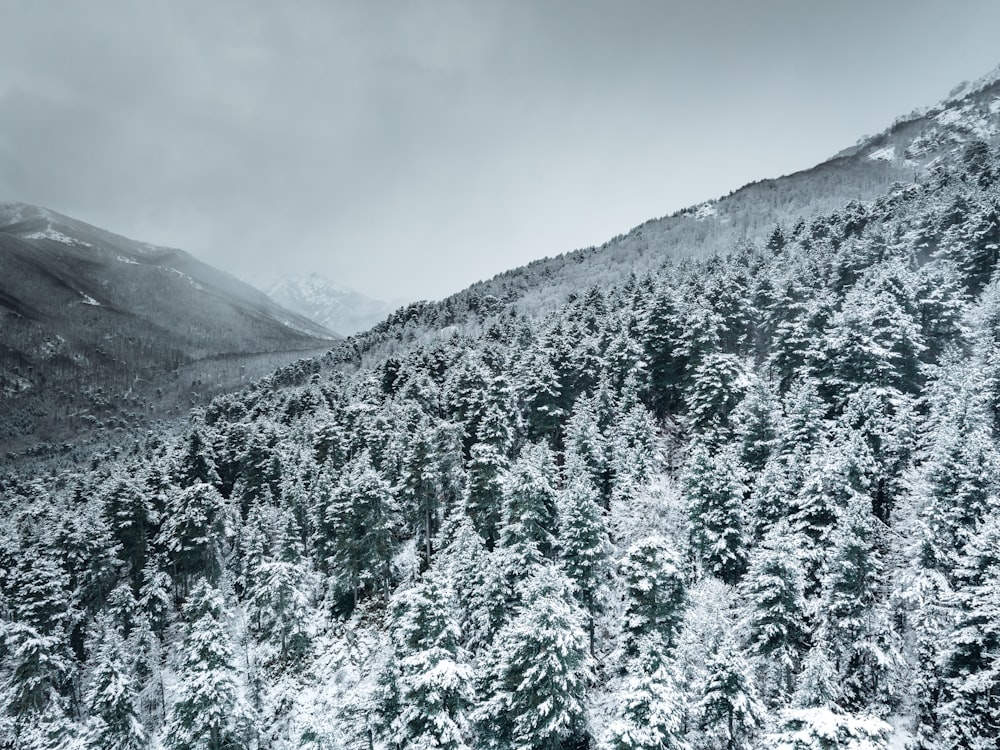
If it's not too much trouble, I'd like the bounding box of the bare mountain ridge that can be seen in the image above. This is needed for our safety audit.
[0,204,337,453]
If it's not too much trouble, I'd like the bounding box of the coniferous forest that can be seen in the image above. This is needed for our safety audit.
[6,146,1000,749]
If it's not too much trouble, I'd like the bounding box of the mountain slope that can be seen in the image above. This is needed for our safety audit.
[0,204,337,452]
[265,273,393,337]
[440,65,1000,315]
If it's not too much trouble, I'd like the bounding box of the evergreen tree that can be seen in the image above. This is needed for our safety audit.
[684,351,746,442]
[164,580,247,750]
[620,536,687,654]
[939,515,1000,748]
[321,451,395,608]
[246,507,312,664]
[683,443,747,585]
[388,573,474,750]
[697,637,765,750]
[818,493,899,712]
[101,474,152,588]
[500,442,560,569]
[83,616,146,750]
[601,636,686,750]
[159,481,232,596]
[558,468,611,654]
[740,522,807,701]
[174,428,221,489]
[476,566,591,750]
[466,441,507,549]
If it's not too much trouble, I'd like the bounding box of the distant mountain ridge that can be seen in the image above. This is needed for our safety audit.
[265,272,393,337]
[0,203,337,453]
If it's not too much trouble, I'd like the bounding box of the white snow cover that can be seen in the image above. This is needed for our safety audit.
[693,202,717,220]
[868,145,896,162]
[23,225,92,247]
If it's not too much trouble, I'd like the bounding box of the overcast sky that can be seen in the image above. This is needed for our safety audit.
[2,1,1000,302]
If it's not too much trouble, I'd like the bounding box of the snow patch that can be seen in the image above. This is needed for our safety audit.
[868,145,896,162]
[116,254,140,265]
[991,97,1000,115]
[693,202,717,220]
[24,225,92,247]
[165,267,203,290]
[79,292,101,306]
[935,106,966,126]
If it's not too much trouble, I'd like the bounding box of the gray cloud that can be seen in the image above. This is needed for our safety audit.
[2,0,1000,301]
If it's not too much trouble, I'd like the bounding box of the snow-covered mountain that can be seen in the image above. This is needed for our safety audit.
[266,273,393,337]
[0,203,337,453]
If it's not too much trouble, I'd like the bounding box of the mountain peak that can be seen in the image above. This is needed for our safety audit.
[266,272,393,337]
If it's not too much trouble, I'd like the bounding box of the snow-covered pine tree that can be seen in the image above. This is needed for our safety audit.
[740,521,807,702]
[500,441,560,569]
[601,635,686,750]
[386,572,474,750]
[558,466,611,654]
[164,580,248,750]
[476,565,591,750]
[83,615,146,750]
[696,636,766,750]
[620,535,686,655]
[683,442,747,586]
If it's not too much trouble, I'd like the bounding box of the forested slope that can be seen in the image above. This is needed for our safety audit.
[0,204,336,456]
[4,143,1000,749]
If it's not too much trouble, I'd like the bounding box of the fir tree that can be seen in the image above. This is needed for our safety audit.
[683,443,747,585]
[620,536,687,654]
[500,442,560,569]
[387,573,474,750]
[476,566,591,750]
[740,521,807,701]
[558,468,612,654]
[697,637,766,750]
[601,636,686,750]
[83,616,146,750]
[164,580,247,750]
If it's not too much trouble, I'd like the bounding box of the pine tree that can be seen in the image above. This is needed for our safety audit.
[476,566,591,750]
[164,580,247,750]
[684,351,747,442]
[321,451,395,608]
[500,442,560,569]
[697,637,766,750]
[818,493,899,712]
[388,573,474,750]
[939,515,1000,749]
[791,645,840,709]
[558,468,612,654]
[246,508,312,664]
[466,441,507,549]
[159,481,232,596]
[0,622,71,741]
[683,443,747,585]
[620,536,687,654]
[601,636,686,750]
[740,521,807,701]
[101,474,152,588]
[174,428,221,489]
[730,375,778,478]
[83,616,146,750]
[643,283,689,417]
